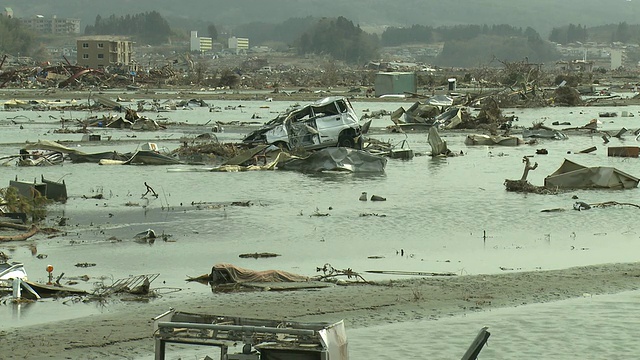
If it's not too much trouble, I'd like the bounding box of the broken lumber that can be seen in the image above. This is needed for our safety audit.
[0,222,31,231]
[0,225,39,242]
[365,270,457,276]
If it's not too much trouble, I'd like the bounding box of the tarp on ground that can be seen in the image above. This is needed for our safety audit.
[210,263,309,284]
[544,158,639,189]
[24,139,81,154]
[278,147,387,173]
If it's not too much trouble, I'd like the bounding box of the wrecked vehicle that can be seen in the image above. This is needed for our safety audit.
[243,96,364,151]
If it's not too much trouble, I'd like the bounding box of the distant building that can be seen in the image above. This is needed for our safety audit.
[556,60,594,73]
[190,31,212,53]
[374,72,416,97]
[21,15,80,34]
[45,45,75,60]
[228,36,249,54]
[610,49,623,70]
[251,46,271,53]
[3,7,13,18]
[76,36,133,69]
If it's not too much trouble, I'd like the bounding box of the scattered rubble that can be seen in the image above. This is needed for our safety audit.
[4,54,640,313]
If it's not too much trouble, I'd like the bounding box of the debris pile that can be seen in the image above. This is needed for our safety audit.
[390,96,516,132]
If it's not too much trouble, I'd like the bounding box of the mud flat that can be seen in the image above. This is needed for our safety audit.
[2,262,640,359]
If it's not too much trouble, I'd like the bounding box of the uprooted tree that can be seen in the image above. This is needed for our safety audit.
[504,156,557,194]
[0,186,51,242]
[0,186,50,222]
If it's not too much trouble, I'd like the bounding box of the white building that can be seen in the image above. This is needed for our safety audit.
[190,31,212,53]
[610,49,623,70]
[21,14,80,34]
[228,36,249,54]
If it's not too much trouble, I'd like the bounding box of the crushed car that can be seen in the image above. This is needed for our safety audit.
[242,96,364,150]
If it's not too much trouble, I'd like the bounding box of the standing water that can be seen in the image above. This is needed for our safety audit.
[1,96,640,339]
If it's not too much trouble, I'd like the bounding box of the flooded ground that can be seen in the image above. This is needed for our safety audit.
[2,96,640,332]
[348,289,640,360]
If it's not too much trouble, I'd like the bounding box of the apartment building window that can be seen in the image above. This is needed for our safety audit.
[82,54,89,59]
[98,43,104,48]
[82,43,89,48]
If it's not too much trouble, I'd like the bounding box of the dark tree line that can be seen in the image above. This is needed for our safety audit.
[295,17,379,64]
[84,11,172,45]
[207,24,218,40]
[234,17,316,46]
[548,22,639,44]
[548,24,588,44]
[436,31,560,68]
[612,22,631,43]
[378,23,559,67]
[381,25,434,45]
[381,24,530,46]
[0,16,35,56]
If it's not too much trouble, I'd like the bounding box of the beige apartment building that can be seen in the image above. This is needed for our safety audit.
[76,36,133,69]
[21,15,81,34]
[190,31,212,53]
[228,36,249,54]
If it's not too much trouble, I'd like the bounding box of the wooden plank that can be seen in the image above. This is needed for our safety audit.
[461,327,490,360]
[365,270,457,277]
[0,225,39,242]
[608,146,639,158]
[19,279,41,299]
[578,146,597,154]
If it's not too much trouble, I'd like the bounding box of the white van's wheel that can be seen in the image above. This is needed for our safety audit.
[338,135,355,148]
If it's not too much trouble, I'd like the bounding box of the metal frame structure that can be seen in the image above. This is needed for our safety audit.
[152,309,348,360]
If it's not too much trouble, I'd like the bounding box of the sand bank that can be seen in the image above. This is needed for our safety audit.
[2,262,640,359]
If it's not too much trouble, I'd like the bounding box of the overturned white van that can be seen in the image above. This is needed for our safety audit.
[243,96,364,151]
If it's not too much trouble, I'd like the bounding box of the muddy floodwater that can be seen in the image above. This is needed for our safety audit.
[2,96,640,329]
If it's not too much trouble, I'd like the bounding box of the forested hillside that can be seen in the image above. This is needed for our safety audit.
[6,0,640,36]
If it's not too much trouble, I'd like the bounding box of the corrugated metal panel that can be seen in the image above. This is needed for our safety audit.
[374,72,416,96]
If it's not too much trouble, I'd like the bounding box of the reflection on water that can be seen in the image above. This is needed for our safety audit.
[2,100,640,329]
[302,171,387,183]
[10,301,35,321]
